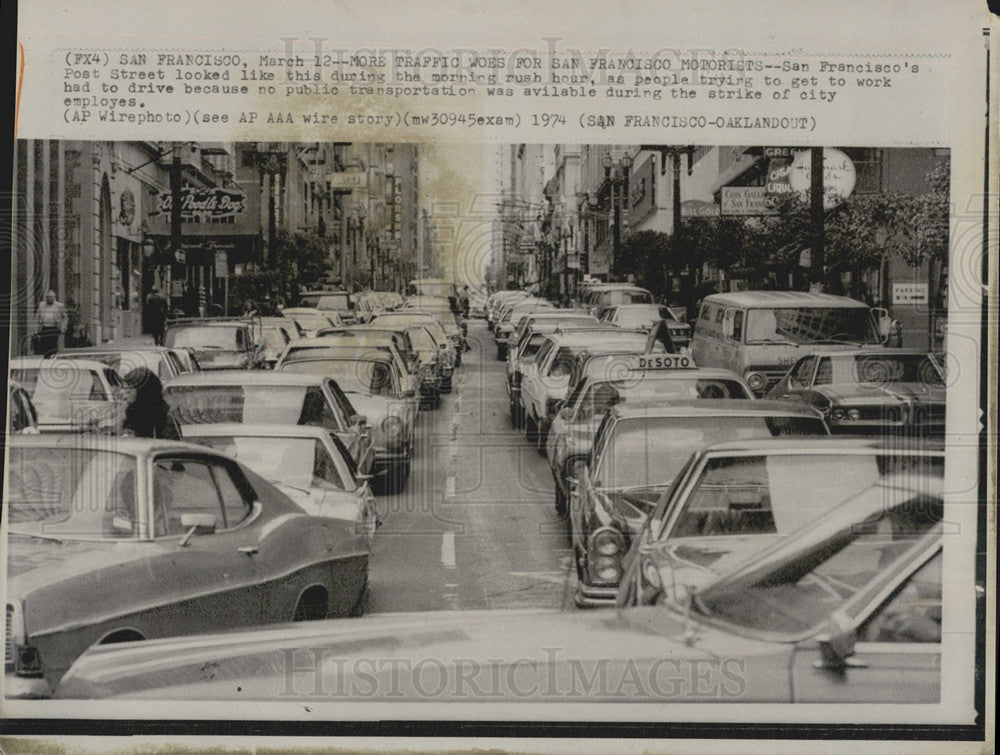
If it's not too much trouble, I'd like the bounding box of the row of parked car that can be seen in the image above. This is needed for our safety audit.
[4,281,468,698]
[477,283,945,698]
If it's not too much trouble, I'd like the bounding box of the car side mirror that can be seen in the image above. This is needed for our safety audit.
[402,390,416,399]
[559,406,573,422]
[813,615,862,671]
[178,513,216,546]
[350,413,367,426]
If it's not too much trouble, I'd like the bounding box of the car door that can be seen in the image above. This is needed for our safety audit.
[790,547,942,703]
[146,453,265,631]
[323,379,374,475]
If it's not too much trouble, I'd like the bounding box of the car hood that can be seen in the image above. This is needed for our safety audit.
[815,382,945,403]
[56,606,790,701]
[6,533,157,601]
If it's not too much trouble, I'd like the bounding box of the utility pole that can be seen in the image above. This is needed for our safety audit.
[810,147,825,289]
[169,149,183,312]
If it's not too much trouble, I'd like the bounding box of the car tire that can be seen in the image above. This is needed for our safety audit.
[525,414,538,445]
[510,398,524,429]
[555,483,567,518]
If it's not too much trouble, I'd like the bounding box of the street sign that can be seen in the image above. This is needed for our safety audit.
[215,250,229,278]
[892,282,928,304]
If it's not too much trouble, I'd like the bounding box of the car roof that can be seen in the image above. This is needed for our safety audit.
[181,423,331,440]
[164,371,327,387]
[592,283,649,291]
[7,433,213,456]
[57,345,172,354]
[581,362,746,382]
[11,357,112,372]
[608,399,824,420]
[698,435,945,455]
[701,291,868,308]
[802,347,935,358]
[544,331,649,347]
[168,321,244,329]
[287,335,395,348]
[280,347,393,363]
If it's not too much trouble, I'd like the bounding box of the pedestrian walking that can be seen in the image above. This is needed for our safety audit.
[144,286,169,345]
[33,289,68,355]
[120,367,181,440]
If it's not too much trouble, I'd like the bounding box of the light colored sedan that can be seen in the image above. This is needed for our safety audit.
[181,423,380,542]
[10,356,126,434]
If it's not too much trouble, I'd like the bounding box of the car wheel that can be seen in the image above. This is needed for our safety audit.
[525,414,538,445]
[510,399,524,429]
[555,483,567,518]
[293,586,330,621]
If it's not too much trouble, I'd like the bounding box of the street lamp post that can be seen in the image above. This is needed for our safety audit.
[602,152,634,279]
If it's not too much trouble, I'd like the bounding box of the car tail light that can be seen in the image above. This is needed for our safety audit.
[6,603,42,678]
[5,605,13,671]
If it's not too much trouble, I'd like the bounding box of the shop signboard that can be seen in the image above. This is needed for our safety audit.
[721,186,774,216]
[681,199,721,218]
[789,148,857,210]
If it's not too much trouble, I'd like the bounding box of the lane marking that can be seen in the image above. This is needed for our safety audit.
[440,531,457,568]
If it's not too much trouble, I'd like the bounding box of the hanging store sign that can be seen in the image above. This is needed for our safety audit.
[681,199,721,218]
[158,186,247,220]
[628,155,656,223]
[329,172,369,190]
[721,187,774,216]
[215,250,229,278]
[789,148,857,210]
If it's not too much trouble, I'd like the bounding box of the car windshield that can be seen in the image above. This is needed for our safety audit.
[166,326,242,350]
[816,354,944,385]
[407,327,436,351]
[280,359,395,395]
[596,416,827,489]
[693,485,942,638]
[744,306,879,345]
[165,384,327,425]
[576,377,752,420]
[5,446,139,540]
[616,306,678,327]
[301,293,350,310]
[260,327,289,350]
[602,289,652,305]
[288,313,330,331]
[191,435,348,491]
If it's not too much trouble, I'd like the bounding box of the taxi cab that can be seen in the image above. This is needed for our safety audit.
[569,400,829,606]
[546,353,754,514]
[519,329,656,450]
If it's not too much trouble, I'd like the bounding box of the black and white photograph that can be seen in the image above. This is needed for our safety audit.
[1,0,993,751]
[3,139,957,705]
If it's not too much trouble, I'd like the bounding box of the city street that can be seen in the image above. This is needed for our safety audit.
[367,319,576,614]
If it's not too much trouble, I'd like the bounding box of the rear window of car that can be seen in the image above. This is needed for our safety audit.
[165,384,317,425]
